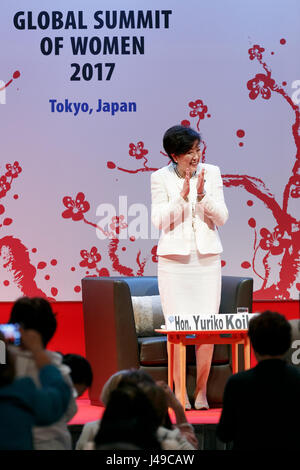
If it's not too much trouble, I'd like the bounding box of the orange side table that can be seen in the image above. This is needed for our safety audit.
[155,329,251,409]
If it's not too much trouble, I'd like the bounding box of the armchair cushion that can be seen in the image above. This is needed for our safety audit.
[131,295,164,337]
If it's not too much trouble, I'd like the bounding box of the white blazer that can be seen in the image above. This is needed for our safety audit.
[151,163,229,256]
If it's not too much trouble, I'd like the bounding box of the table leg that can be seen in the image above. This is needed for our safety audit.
[167,341,174,391]
[179,340,186,409]
[232,343,238,374]
[244,336,251,370]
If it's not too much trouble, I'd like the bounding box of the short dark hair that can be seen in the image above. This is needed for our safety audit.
[9,297,57,347]
[62,354,93,387]
[248,311,291,356]
[163,125,201,163]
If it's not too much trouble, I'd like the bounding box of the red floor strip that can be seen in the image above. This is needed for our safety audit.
[70,399,222,426]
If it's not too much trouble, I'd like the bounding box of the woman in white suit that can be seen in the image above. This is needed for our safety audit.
[151,125,228,409]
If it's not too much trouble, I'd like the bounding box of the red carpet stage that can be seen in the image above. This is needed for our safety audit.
[68,399,224,450]
[70,399,222,426]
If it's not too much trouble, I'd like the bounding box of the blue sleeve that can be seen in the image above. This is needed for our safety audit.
[32,364,71,426]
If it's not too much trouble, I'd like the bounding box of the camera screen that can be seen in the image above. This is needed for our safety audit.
[0,324,21,346]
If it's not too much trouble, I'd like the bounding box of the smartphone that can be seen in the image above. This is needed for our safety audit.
[0,323,21,346]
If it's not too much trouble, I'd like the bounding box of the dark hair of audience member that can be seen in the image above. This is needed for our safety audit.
[0,333,15,387]
[116,370,173,429]
[62,354,93,388]
[248,311,292,356]
[94,382,162,450]
[9,297,57,348]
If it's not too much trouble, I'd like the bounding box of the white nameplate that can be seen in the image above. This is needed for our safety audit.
[165,313,259,331]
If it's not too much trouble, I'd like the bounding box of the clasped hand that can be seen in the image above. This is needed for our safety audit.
[180,168,205,200]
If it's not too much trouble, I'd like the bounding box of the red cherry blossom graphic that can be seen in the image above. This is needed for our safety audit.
[259,227,291,255]
[61,196,149,280]
[107,100,209,176]
[188,99,208,129]
[109,215,127,235]
[0,161,23,232]
[107,141,158,175]
[61,203,149,278]
[151,245,158,263]
[0,176,11,198]
[0,157,61,300]
[79,247,101,269]
[223,41,300,300]
[248,45,265,61]
[5,162,22,179]
[129,142,148,160]
[247,73,276,100]
[62,192,90,221]
[288,175,300,199]
[60,41,299,300]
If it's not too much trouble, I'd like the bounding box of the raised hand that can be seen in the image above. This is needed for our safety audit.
[180,168,191,200]
[20,328,51,369]
[20,328,44,354]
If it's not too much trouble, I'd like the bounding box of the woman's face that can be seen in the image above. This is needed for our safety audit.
[173,140,201,174]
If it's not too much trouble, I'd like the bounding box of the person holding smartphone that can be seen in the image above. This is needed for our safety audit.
[0,329,71,450]
[8,297,78,449]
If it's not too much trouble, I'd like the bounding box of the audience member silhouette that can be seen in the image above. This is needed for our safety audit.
[62,353,93,398]
[76,368,198,450]
[94,381,162,450]
[0,330,71,450]
[217,311,300,450]
[8,297,77,450]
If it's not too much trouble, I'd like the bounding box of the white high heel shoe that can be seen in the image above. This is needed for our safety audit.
[194,398,209,410]
[175,392,191,410]
[194,392,209,410]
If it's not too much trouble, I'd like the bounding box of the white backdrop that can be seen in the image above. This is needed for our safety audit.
[0,0,299,300]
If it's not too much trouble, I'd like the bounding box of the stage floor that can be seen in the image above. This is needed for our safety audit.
[69,399,222,426]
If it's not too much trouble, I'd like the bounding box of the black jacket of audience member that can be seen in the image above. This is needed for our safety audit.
[217,358,300,450]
